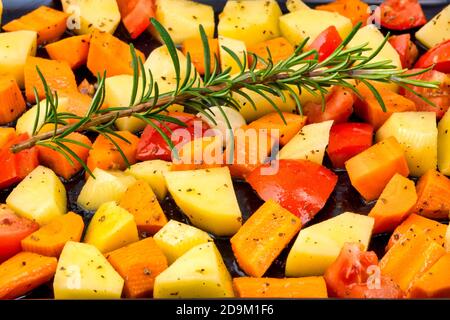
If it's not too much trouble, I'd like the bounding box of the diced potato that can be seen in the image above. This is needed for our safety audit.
[286,212,374,276]
[104,75,145,132]
[416,5,450,49]
[218,0,282,46]
[6,166,67,225]
[61,0,121,34]
[152,0,214,45]
[278,120,333,164]
[219,36,247,75]
[438,110,450,175]
[154,220,213,264]
[125,160,172,201]
[376,112,437,177]
[154,242,234,298]
[77,168,136,211]
[164,167,242,236]
[286,0,310,12]
[84,201,139,253]
[0,30,37,87]
[279,9,352,46]
[54,241,124,299]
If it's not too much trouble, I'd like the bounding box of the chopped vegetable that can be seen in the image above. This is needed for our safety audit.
[231,200,302,277]
[415,40,450,74]
[438,109,450,175]
[21,212,84,257]
[415,4,450,49]
[218,36,247,75]
[182,37,219,75]
[388,34,419,69]
[45,35,91,70]
[409,253,450,298]
[413,169,450,219]
[247,37,294,70]
[0,128,15,149]
[0,77,26,125]
[306,26,342,62]
[316,0,370,26]
[116,0,155,39]
[380,0,426,31]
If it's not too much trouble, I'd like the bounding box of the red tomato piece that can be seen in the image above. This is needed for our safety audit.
[303,87,354,124]
[0,205,39,263]
[324,243,403,298]
[415,40,450,74]
[0,134,39,189]
[380,0,426,30]
[116,0,155,39]
[327,123,374,169]
[388,34,419,68]
[400,69,450,119]
[136,112,210,162]
[246,159,338,224]
[307,26,342,62]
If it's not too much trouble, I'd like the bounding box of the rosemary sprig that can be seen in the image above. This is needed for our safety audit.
[11,19,439,176]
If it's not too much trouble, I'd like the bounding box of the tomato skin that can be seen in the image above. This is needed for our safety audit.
[0,205,39,263]
[246,159,338,224]
[415,40,450,74]
[307,26,342,62]
[380,0,426,30]
[324,243,403,299]
[388,34,419,68]
[327,123,373,169]
[400,69,450,119]
[136,112,209,162]
[304,87,354,124]
[117,0,155,39]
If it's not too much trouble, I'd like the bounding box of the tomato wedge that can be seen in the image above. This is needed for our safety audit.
[388,34,419,68]
[307,26,342,63]
[324,243,404,298]
[380,0,426,30]
[415,40,450,74]
[0,205,39,263]
[246,159,338,224]
[303,87,354,124]
[136,112,210,162]
[327,123,373,169]
[116,0,155,39]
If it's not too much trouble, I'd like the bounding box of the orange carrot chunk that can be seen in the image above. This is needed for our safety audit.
[386,214,447,251]
[247,37,295,70]
[345,136,410,201]
[0,128,16,149]
[233,276,328,298]
[316,0,370,26]
[2,6,68,45]
[182,38,219,75]
[230,200,302,278]
[0,77,26,125]
[380,225,445,293]
[409,253,450,298]
[0,252,57,299]
[45,35,91,69]
[106,237,168,298]
[21,212,84,257]
[413,169,450,219]
[87,29,145,77]
[246,112,307,146]
[24,57,77,103]
[119,180,168,234]
[369,173,417,234]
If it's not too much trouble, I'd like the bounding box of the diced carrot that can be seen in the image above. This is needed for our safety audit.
[247,37,295,70]
[246,112,307,146]
[409,253,450,298]
[119,180,168,234]
[369,174,417,234]
[57,89,94,118]
[0,128,15,149]
[316,0,370,26]
[37,132,92,180]
[380,225,445,293]
[0,252,57,299]
[106,237,168,298]
[2,6,68,45]
[353,82,417,129]
[182,38,219,75]
[0,77,26,125]
[45,35,91,69]
[87,29,145,77]
[233,276,328,298]
[413,169,450,219]
[24,57,77,103]
[21,212,84,257]
[230,200,302,277]
[86,131,140,176]
[345,136,410,201]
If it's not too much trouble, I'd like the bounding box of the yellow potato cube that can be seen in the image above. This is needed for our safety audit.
[438,110,450,175]
[416,5,450,49]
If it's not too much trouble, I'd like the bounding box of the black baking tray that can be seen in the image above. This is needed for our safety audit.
[0,0,448,299]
